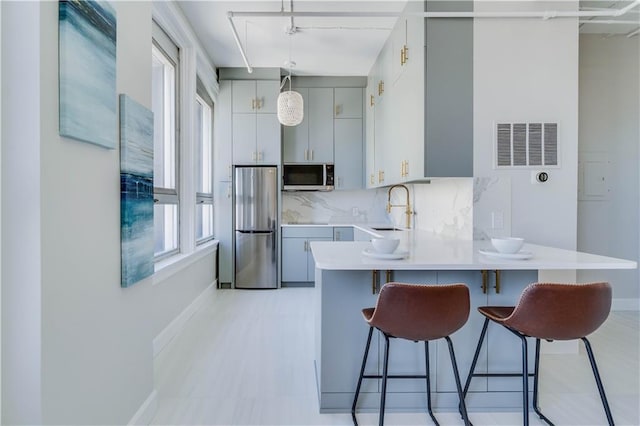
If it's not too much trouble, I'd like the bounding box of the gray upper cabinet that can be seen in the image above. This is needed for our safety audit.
[282,88,309,163]
[365,1,473,184]
[424,1,473,178]
[283,83,365,187]
[334,118,363,190]
[231,80,281,165]
[232,80,279,114]
[334,88,363,119]
[308,88,335,163]
[283,88,334,163]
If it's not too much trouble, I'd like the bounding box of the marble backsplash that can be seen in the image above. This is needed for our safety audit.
[473,176,512,240]
[281,188,389,225]
[282,178,482,240]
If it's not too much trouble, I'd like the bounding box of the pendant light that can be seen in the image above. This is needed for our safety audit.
[277,25,303,126]
[277,66,303,126]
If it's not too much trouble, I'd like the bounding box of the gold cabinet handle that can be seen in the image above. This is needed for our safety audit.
[251,98,256,110]
[494,270,501,294]
[372,270,379,294]
[370,94,375,107]
[403,45,409,65]
[370,174,374,185]
[385,270,392,283]
[481,270,488,294]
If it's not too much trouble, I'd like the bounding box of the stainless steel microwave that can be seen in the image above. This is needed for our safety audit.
[282,163,334,191]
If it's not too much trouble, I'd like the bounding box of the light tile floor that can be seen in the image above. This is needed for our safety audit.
[151,288,639,425]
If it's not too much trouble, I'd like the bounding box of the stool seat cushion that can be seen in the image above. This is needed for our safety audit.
[364,282,470,341]
[478,306,515,322]
[480,282,612,340]
[362,307,374,321]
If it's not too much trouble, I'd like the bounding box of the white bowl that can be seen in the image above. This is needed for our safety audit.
[491,237,524,254]
[371,238,400,254]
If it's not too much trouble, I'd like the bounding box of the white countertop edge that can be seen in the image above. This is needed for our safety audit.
[310,240,638,271]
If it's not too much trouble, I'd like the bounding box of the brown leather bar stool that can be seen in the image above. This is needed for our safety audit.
[462,282,614,426]
[351,282,471,426]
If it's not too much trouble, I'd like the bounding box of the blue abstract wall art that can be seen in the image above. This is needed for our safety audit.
[59,0,117,149]
[120,94,154,288]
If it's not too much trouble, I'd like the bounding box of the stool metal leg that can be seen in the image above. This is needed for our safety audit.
[379,334,391,426]
[445,336,471,426]
[519,335,530,426]
[463,317,490,397]
[582,337,615,426]
[424,341,439,426]
[532,338,554,425]
[352,326,374,426]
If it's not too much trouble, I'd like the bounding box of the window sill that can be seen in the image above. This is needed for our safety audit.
[153,240,218,285]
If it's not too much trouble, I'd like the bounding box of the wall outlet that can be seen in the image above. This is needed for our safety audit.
[492,211,504,229]
[352,207,359,217]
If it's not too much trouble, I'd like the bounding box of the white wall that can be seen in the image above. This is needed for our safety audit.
[1,2,43,423]
[577,34,639,303]
[2,2,216,424]
[473,2,580,251]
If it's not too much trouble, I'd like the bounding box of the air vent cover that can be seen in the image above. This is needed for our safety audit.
[495,122,558,168]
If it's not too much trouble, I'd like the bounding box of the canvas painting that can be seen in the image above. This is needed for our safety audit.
[59,0,117,149]
[120,94,154,287]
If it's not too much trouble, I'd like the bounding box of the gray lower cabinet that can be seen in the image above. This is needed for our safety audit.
[333,227,354,241]
[315,268,539,411]
[281,227,334,284]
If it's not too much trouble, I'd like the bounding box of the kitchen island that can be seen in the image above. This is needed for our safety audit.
[310,234,636,413]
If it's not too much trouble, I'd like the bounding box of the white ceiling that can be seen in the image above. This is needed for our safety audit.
[177,0,640,77]
[178,1,406,76]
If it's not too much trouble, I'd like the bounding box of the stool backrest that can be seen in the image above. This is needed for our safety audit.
[505,282,612,340]
[367,282,470,341]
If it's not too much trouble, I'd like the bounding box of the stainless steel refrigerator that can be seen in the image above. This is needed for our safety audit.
[234,166,278,289]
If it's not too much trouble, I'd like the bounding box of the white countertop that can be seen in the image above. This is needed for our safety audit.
[310,232,637,271]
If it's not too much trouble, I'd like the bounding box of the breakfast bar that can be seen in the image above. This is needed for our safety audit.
[310,233,637,413]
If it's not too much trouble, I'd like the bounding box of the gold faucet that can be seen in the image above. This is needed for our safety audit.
[386,184,413,229]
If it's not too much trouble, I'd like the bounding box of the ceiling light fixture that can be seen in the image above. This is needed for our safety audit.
[277,1,303,126]
[277,27,303,127]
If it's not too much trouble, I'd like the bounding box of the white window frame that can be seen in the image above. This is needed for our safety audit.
[151,3,220,274]
[152,27,180,261]
[195,91,214,244]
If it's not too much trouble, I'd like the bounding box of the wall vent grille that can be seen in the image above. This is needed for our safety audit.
[495,122,558,168]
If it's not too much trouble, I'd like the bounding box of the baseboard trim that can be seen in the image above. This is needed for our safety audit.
[128,390,157,425]
[153,280,216,358]
[612,298,639,311]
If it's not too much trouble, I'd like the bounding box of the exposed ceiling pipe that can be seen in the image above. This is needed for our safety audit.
[578,20,640,25]
[226,13,253,73]
[228,11,401,19]
[227,0,640,73]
